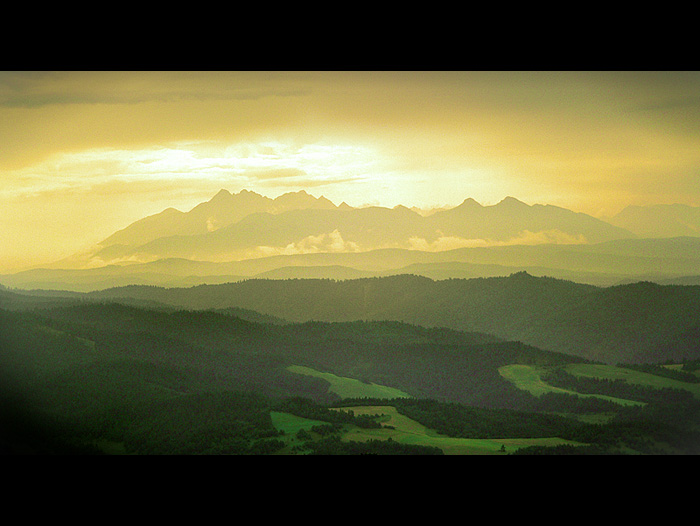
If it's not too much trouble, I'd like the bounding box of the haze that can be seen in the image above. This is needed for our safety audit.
[2,71,700,272]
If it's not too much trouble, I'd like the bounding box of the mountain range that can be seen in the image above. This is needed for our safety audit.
[55,189,633,266]
[4,189,700,291]
[605,203,700,238]
[99,189,340,248]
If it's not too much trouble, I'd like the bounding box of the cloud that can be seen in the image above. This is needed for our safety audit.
[0,71,312,108]
[206,217,220,232]
[408,230,587,251]
[250,228,587,261]
[0,141,375,200]
[242,167,308,180]
[253,229,361,257]
[255,177,361,189]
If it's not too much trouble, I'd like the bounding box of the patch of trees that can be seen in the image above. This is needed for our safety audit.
[516,391,623,414]
[105,391,285,455]
[304,436,443,455]
[0,397,104,455]
[682,359,700,372]
[511,445,611,455]
[611,397,700,454]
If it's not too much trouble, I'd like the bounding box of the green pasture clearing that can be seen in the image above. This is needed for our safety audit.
[498,364,644,407]
[270,411,329,435]
[287,365,412,399]
[269,412,336,454]
[333,405,583,455]
[565,363,700,399]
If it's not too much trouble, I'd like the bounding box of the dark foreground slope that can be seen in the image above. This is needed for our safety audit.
[87,273,700,364]
[0,300,562,409]
[0,300,573,453]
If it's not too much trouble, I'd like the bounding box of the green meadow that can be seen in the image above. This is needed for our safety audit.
[498,364,645,407]
[565,363,700,399]
[267,412,332,454]
[331,405,582,455]
[287,365,412,399]
[269,411,329,435]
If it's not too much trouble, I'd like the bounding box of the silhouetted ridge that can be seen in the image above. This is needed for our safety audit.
[607,202,700,238]
[212,188,232,199]
[460,197,483,207]
[507,271,537,281]
[496,196,529,208]
[79,273,700,364]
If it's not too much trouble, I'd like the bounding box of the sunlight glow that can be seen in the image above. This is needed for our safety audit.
[1,141,387,200]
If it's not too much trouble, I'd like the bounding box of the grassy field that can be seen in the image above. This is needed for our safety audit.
[498,364,645,407]
[269,411,332,454]
[270,411,329,435]
[269,405,583,455]
[332,405,583,455]
[565,363,700,399]
[287,365,412,399]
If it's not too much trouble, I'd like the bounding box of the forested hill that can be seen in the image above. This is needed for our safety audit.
[87,273,597,326]
[86,273,700,364]
[0,300,577,415]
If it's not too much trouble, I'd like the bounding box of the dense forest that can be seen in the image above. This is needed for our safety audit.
[82,273,700,364]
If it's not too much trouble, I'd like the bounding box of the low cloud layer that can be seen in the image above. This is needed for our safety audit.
[408,230,587,252]
[253,229,361,258]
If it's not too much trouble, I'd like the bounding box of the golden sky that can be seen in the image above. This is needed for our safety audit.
[2,71,700,271]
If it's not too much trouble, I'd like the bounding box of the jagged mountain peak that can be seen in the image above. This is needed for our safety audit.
[271,190,337,210]
[461,197,483,207]
[606,202,700,238]
[212,188,232,199]
[496,196,529,207]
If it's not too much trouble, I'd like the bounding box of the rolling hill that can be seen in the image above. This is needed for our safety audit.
[77,272,700,364]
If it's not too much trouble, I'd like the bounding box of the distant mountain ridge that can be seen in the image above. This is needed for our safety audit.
[100,189,339,247]
[59,189,634,268]
[605,203,700,238]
